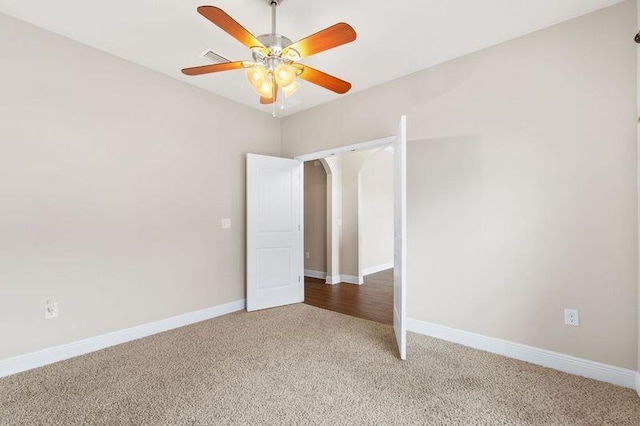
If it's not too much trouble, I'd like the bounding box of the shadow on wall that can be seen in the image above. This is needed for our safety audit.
[303,160,328,275]
[406,136,485,321]
[407,135,561,343]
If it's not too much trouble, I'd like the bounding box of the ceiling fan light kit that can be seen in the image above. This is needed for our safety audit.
[181,0,356,116]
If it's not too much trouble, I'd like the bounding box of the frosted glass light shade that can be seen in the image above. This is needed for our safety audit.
[245,66,268,90]
[255,75,275,98]
[282,80,300,98]
[274,64,296,88]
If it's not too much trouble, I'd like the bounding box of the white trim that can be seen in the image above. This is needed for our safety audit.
[341,275,364,285]
[636,372,640,397]
[362,262,394,277]
[407,318,637,389]
[294,136,395,162]
[304,269,327,279]
[325,275,341,285]
[323,275,364,285]
[0,299,246,379]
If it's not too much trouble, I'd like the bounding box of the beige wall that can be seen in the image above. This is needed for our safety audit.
[339,150,373,277]
[0,14,280,360]
[304,161,327,272]
[282,1,638,369]
[637,0,640,376]
[323,156,342,280]
[321,149,394,279]
[360,150,394,273]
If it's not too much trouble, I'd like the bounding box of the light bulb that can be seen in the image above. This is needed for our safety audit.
[245,65,267,90]
[256,75,275,98]
[274,64,296,87]
[282,80,300,98]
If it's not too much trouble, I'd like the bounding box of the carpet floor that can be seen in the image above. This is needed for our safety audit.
[1,304,639,425]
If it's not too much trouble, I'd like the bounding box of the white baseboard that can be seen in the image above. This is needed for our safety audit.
[324,275,364,285]
[325,275,341,285]
[0,299,246,379]
[407,318,637,390]
[304,269,327,279]
[636,372,640,397]
[341,275,364,285]
[362,262,394,277]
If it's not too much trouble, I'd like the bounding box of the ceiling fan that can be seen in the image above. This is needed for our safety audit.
[181,0,357,111]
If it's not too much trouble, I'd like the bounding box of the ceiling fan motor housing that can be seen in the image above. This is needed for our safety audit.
[253,34,293,68]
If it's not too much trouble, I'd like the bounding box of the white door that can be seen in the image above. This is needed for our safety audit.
[246,154,304,312]
[394,116,407,360]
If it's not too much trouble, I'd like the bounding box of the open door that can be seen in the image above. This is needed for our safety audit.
[394,116,407,359]
[246,154,304,312]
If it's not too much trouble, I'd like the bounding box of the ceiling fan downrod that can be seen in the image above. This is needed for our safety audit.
[271,1,277,35]
[266,0,285,35]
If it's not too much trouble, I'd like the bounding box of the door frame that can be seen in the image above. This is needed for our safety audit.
[294,132,408,360]
[294,136,396,285]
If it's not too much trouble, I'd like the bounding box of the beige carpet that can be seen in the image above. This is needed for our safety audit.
[1,304,638,425]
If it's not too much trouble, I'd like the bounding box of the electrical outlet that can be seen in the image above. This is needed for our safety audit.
[564,308,579,326]
[45,300,59,320]
[221,218,231,229]
[305,252,310,259]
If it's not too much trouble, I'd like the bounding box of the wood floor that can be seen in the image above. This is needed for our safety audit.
[304,269,393,325]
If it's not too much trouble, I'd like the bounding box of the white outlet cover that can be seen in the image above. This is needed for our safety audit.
[564,308,579,326]
[221,218,231,229]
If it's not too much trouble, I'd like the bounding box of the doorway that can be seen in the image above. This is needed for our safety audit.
[302,147,395,324]
[246,116,407,359]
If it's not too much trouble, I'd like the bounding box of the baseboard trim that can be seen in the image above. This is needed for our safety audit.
[362,262,393,277]
[636,372,640,397]
[324,275,364,285]
[0,299,246,379]
[304,269,327,279]
[325,275,340,285]
[407,318,637,389]
[341,275,364,285]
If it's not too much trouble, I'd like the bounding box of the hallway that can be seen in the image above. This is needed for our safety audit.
[304,269,393,325]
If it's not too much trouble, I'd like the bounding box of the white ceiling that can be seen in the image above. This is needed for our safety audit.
[0,0,624,117]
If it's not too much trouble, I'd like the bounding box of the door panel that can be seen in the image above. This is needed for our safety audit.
[394,116,407,360]
[247,154,303,312]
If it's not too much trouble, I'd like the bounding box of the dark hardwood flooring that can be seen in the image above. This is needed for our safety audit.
[304,269,393,325]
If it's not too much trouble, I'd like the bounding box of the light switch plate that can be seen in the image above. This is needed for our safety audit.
[221,218,231,229]
[45,300,59,320]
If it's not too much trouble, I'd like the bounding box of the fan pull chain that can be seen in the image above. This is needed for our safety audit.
[272,89,276,118]
[281,88,285,111]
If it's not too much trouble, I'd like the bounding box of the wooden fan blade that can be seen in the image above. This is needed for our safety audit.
[198,6,265,50]
[283,23,356,60]
[298,66,352,94]
[181,61,244,76]
[260,84,279,104]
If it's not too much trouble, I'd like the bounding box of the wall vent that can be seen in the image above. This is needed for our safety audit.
[200,49,231,64]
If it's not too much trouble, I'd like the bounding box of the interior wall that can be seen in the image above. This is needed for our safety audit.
[360,150,394,273]
[303,161,327,273]
[281,1,638,369]
[339,150,375,278]
[0,13,280,360]
[637,0,640,378]
[323,156,342,282]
